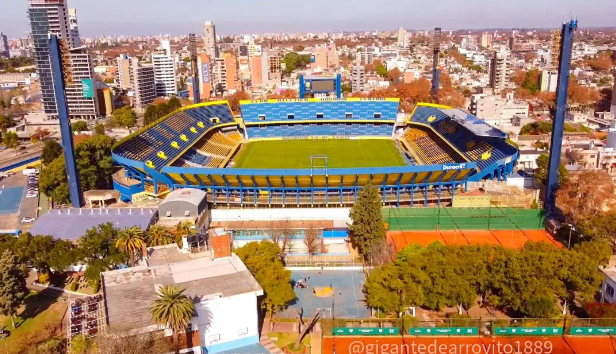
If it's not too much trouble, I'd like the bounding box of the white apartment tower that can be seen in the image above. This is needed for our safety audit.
[489,47,512,93]
[116,54,132,89]
[481,33,492,48]
[203,21,219,60]
[152,40,178,96]
[397,27,408,48]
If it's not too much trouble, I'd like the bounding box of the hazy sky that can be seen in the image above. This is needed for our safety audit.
[1,0,615,38]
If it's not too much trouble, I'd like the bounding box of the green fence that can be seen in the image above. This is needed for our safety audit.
[384,207,546,231]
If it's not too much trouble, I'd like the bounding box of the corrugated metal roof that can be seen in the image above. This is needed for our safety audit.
[29,208,157,240]
[162,188,207,206]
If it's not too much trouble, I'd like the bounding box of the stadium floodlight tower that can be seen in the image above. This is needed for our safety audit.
[545,19,578,213]
[49,34,82,208]
[189,33,200,104]
[430,27,442,102]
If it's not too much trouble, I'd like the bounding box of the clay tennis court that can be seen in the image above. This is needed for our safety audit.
[387,229,562,251]
[323,335,612,354]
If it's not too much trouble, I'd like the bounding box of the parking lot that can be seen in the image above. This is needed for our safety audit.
[0,170,41,231]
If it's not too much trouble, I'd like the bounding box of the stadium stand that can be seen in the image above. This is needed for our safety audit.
[113,102,236,169]
[240,99,399,122]
[409,105,517,172]
[246,123,393,139]
[402,128,455,165]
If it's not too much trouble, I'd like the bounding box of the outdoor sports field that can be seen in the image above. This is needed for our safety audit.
[232,139,405,169]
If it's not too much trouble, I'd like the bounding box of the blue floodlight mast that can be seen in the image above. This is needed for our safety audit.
[49,35,82,207]
[545,20,578,212]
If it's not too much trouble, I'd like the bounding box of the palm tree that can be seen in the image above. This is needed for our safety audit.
[147,225,173,246]
[150,285,195,354]
[174,221,195,249]
[115,226,146,267]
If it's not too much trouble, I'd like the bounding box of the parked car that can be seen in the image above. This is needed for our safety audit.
[21,217,35,223]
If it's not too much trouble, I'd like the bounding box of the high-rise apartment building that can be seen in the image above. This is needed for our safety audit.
[551,30,562,68]
[480,33,492,48]
[223,53,241,93]
[314,42,339,69]
[262,49,281,87]
[461,35,478,51]
[540,70,558,92]
[28,0,98,119]
[356,51,374,66]
[611,74,616,115]
[152,40,178,96]
[250,54,263,86]
[397,27,408,48]
[489,47,512,93]
[68,8,81,48]
[130,58,156,109]
[65,46,100,119]
[0,33,9,58]
[116,54,132,89]
[203,21,218,60]
[212,57,227,95]
[351,66,366,92]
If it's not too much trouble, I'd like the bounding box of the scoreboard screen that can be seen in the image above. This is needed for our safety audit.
[311,80,336,92]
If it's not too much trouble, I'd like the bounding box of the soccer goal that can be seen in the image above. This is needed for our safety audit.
[310,155,328,177]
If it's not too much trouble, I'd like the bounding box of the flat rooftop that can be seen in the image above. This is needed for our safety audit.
[103,245,263,330]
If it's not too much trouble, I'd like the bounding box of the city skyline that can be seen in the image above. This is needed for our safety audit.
[1,0,615,38]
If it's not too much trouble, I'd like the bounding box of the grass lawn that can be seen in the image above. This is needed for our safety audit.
[0,292,66,354]
[233,139,405,169]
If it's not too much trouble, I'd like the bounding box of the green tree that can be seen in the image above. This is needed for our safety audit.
[94,123,106,135]
[69,335,91,354]
[112,106,137,128]
[376,64,388,77]
[168,96,182,111]
[4,130,19,152]
[0,114,16,132]
[0,250,28,328]
[174,221,195,249]
[79,223,127,291]
[41,140,63,165]
[156,103,171,118]
[48,239,80,274]
[115,227,146,267]
[535,154,568,185]
[363,263,407,314]
[144,105,158,125]
[348,183,387,261]
[341,82,352,93]
[40,134,116,204]
[71,120,89,133]
[147,225,173,247]
[236,241,296,317]
[150,285,195,354]
[519,297,556,318]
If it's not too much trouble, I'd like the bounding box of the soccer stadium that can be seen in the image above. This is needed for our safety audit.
[111,99,519,207]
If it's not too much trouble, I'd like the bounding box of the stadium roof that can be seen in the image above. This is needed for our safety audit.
[440,108,508,138]
[102,246,263,329]
[29,208,157,241]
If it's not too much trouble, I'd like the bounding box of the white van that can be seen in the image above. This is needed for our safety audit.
[22,168,39,176]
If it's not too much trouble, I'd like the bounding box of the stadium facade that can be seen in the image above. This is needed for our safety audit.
[111,99,518,207]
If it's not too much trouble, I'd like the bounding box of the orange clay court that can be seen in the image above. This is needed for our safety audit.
[387,229,562,251]
[323,336,616,354]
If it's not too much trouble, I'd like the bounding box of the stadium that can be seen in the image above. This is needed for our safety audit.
[111,98,519,207]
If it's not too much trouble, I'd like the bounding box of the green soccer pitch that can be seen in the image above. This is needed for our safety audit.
[232,139,406,169]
